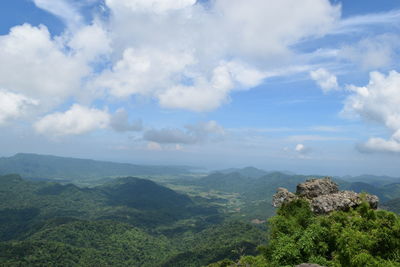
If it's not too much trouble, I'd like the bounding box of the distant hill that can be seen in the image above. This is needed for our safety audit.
[213,167,270,179]
[345,181,400,202]
[0,153,192,182]
[188,171,319,198]
[383,197,400,214]
[340,174,400,187]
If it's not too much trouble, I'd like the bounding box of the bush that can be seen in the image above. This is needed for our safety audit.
[260,199,400,267]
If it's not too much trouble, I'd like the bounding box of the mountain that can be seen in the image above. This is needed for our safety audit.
[188,171,316,198]
[345,181,400,203]
[179,170,400,220]
[0,153,192,183]
[0,174,220,239]
[340,174,400,187]
[0,174,264,266]
[213,167,270,178]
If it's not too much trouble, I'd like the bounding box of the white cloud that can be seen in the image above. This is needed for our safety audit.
[339,34,399,69]
[295,144,307,153]
[33,0,83,30]
[34,104,110,137]
[294,143,312,159]
[0,90,39,124]
[97,0,339,111]
[105,0,196,14]
[68,24,112,62]
[343,71,400,153]
[212,0,339,62]
[310,68,339,93]
[158,61,266,111]
[0,24,89,109]
[0,0,341,119]
[359,137,400,153]
[334,9,400,34]
[94,48,195,98]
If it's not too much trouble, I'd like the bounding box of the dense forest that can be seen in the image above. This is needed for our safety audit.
[0,154,400,266]
[0,174,264,266]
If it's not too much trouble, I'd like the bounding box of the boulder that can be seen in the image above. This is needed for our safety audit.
[296,178,338,198]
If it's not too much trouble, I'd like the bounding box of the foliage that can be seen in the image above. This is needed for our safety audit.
[164,221,265,266]
[261,199,400,267]
[0,174,264,266]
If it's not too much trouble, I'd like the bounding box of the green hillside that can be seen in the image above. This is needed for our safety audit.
[0,174,264,266]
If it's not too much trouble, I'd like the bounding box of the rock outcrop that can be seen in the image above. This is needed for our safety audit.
[296,178,338,198]
[272,177,379,214]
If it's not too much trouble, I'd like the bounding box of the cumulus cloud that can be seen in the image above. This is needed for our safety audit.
[0,90,39,124]
[93,0,339,111]
[143,120,225,145]
[94,48,195,98]
[310,68,339,93]
[358,137,400,153]
[343,71,400,153]
[158,61,266,111]
[0,24,89,109]
[0,0,342,132]
[68,24,111,62]
[34,104,110,137]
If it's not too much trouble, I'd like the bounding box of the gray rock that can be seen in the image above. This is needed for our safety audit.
[311,191,358,214]
[272,187,297,207]
[296,177,339,198]
[272,178,379,214]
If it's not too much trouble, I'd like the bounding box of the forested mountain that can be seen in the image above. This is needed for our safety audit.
[0,153,192,182]
[1,160,399,266]
[0,174,264,266]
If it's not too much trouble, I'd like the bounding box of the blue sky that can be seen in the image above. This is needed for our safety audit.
[0,0,400,176]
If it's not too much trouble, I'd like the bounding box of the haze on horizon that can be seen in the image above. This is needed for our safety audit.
[1,0,400,176]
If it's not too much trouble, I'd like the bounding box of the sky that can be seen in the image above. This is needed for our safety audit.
[0,0,400,176]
